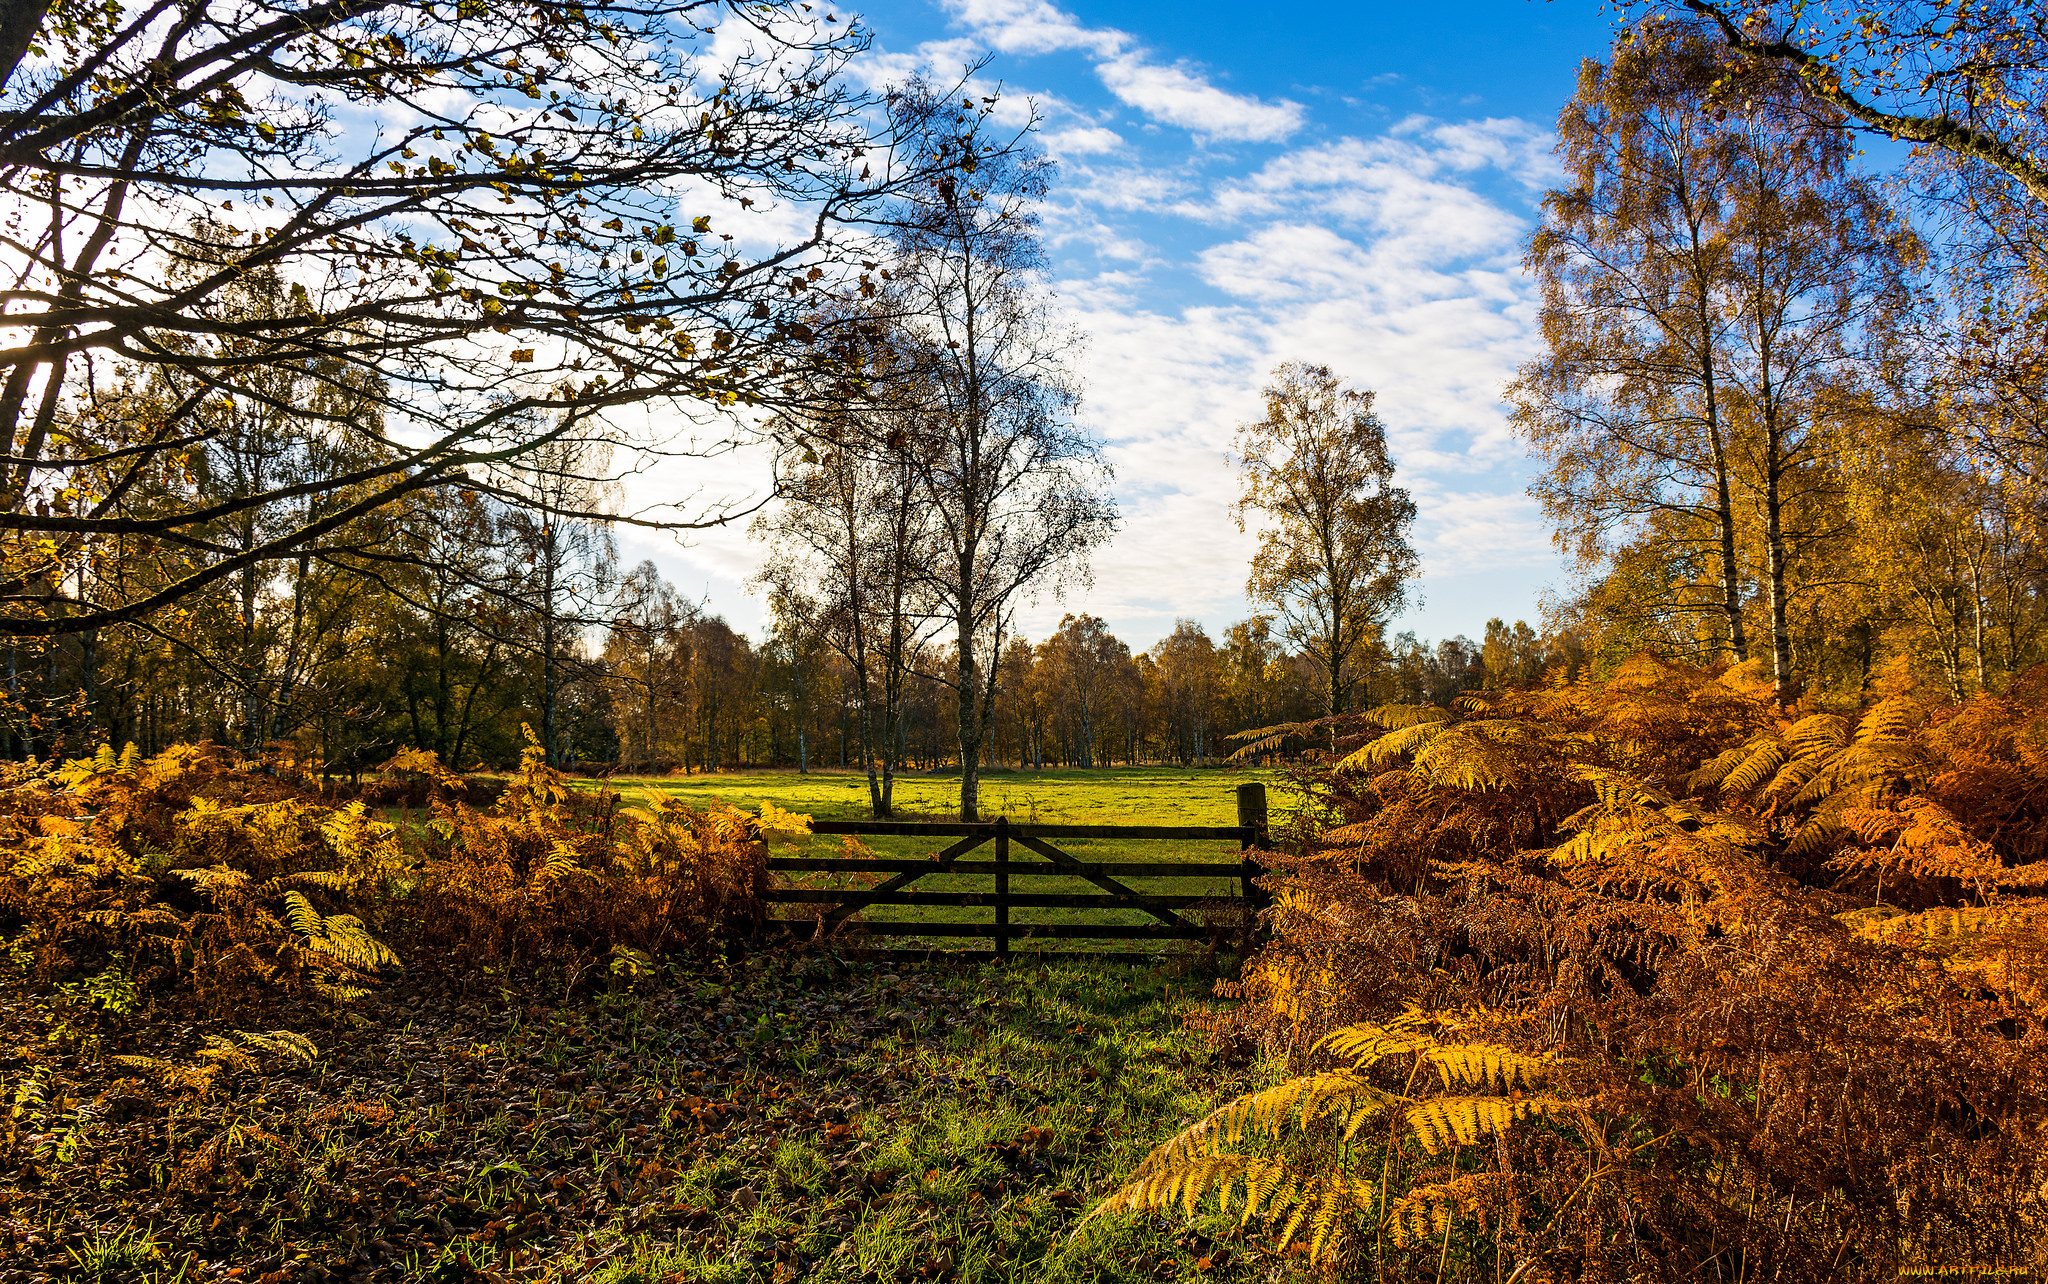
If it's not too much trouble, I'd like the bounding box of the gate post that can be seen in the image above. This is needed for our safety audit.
[1236,782,1270,909]
[994,816,1011,958]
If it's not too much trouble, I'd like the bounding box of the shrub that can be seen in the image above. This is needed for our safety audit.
[0,733,804,1014]
[0,743,401,1012]
[403,727,801,967]
[1114,656,2048,1281]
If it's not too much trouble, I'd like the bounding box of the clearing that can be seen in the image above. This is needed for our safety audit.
[598,768,1284,954]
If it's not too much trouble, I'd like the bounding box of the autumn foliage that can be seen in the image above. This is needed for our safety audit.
[1135,657,2048,1279]
[0,733,797,1018]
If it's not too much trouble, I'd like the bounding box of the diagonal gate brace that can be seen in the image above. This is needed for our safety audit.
[1012,835,1191,930]
[821,831,991,931]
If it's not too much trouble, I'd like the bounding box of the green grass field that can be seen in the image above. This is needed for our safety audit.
[601,767,1290,956]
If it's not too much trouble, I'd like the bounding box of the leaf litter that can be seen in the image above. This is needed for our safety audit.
[0,949,1274,1283]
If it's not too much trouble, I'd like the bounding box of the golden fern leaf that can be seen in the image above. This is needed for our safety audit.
[1228,731,1292,760]
[1786,813,1847,857]
[1317,1020,1437,1071]
[535,841,582,886]
[110,1055,220,1096]
[1853,693,1921,747]
[236,1030,318,1066]
[1403,1096,1562,1154]
[1410,721,1545,791]
[1093,1152,1285,1221]
[284,870,356,891]
[1342,719,1453,775]
[754,801,812,841]
[1692,735,1785,797]
[1387,1189,1450,1248]
[1785,713,1851,758]
[1160,1071,1400,1151]
[1386,1174,1516,1248]
[1425,1044,1551,1091]
[174,865,252,898]
[194,1036,261,1074]
[281,890,325,939]
[1366,704,1457,730]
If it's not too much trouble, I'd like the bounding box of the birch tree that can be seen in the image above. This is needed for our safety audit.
[1234,361,1416,725]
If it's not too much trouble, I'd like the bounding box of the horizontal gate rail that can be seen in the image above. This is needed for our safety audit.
[846,922,1208,940]
[773,786,1273,958]
[765,890,1228,909]
[770,857,1252,878]
[808,820,1253,842]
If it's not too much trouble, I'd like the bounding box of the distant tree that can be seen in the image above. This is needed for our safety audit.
[762,586,830,775]
[995,636,1044,770]
[1482,618,1545,690]
[880,83,1116,818]
[1149,620,1219,765]
[605,562,694,769]
[497,439,617,768]
[1234,362,1417,727]
[753,426,932,813]
[1036,613,1127,768]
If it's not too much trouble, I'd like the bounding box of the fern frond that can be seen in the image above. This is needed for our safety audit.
[1787,813,1847,857]
[194,1035,261,1074]
[173,865,252,898]
[281,890,324,939]
[1386,1173,1518,1248]
[284,870,356,891]
[110,1056,219,1095]
[1425,1044,1551,1091]
[280,892,398,974]
[234,1030,318,1066]
[1367,704,1457,731]
[535,841,582,886]
[1154,1071,1402,1153]
[1403,1096,1560,1154]
[1341,719,1453,775]
[1692,736,1785,797]
[306,914,399,970]
[1854,693,1921,747]
[754,801,812,840]
[1317,1020,1436,1071]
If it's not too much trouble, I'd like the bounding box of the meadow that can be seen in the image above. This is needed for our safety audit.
[599,767,1289,955]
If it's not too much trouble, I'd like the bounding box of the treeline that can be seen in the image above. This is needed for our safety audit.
[6,489,1582,781]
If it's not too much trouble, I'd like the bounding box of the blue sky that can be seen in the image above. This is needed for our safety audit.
[629,0,1625,651]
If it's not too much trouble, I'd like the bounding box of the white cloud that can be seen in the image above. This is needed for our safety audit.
[1030,117,1560,642]
[937,0,1301,143]
[1044,125,1124,155]
[1095,55,1303,143]
[1059,161,1194,211]
[941,0,1126,57]
[611,0,1570,649]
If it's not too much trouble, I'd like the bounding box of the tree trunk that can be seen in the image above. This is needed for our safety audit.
[1703,371,1748,662]
[1762,408,1795,703]
[955,552,981,822]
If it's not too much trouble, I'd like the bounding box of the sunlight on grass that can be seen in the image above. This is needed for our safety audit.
[586,768,1289,955]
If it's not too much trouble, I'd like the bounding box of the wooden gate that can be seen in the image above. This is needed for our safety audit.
[764,783,1271,959]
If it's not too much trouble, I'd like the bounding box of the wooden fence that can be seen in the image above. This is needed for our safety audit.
[764,783,1272,959]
